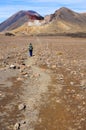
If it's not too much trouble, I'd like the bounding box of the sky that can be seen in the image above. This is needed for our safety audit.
[0,0,86,23]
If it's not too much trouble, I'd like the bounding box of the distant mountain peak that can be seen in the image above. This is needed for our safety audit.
[0,10,44,31]
[25,10,44,20]
[59,7,70,10]
[49,7,79,22]
[28,10,40,15]
[55,7,75,15]
[58,7,69,11]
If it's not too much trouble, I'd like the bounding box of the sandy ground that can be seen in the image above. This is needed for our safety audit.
[0,35,86,130]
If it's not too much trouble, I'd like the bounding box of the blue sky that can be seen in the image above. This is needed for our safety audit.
[0,0,86,23]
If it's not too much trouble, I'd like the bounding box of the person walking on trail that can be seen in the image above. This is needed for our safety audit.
[29,43,33,57]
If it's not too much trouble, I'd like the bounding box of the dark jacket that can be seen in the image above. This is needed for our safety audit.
[29,44,33,51]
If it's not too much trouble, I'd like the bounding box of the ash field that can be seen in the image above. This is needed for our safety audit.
[0,34,86,130]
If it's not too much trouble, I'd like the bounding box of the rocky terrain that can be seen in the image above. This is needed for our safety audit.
[0,34,86,130]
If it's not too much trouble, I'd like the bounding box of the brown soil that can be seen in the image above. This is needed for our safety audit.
[0,34,86,130]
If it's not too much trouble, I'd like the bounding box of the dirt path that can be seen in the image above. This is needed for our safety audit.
[19,56,51,130]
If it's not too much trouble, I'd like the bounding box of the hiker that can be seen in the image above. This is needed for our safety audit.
[28,43,33,56]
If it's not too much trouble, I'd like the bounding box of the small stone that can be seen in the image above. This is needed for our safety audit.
[56,99,61,103]
[18,104,26,110]
[17,77,23,81]
[78,126,82,129]
[57,74,64,80]
[51,65,57,69]
[21,72,28,75]
[14,123,20,130]
[82,101,85,105]
[0,92,2,96]
[70,82,74,85]
[24,74,29,77]
[70,71,77,75]
[38,118,42,123]
[80,79,86,87]
[17,66,20,69]
[22,121,26,124]
[80,73,84,77]
[10,64,16,69]
[34,73,40,78]
[22,63,25,66]
[27,65,31,68]
[71,89,75,93]
[81,118,85,121]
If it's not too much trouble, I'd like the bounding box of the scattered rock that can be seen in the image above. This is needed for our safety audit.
[22,121,26,124]
[21,72,28,75]
[26,65,31,68]
[57,74,64,80]
[82,101,85,105]
[18,104,26,111]
[51,65,57,69]
[21,62,25,65]
[19,65,26,72]
[71,89,75,93]
[80,73,84,77]
[14,123,20,130]
[17,66,20,69]
[33,73,40,78]
[70,82,74,86]
[24,74,29,78]
[0,92,5,99]
[17,77,23,81]
[10,64,16,69]
[80,79,86,89]
[70,71,77,75]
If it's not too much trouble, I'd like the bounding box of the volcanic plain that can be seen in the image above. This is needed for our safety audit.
[0,34,86,130]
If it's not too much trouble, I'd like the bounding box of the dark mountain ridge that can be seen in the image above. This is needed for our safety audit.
[48,7,86,25]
